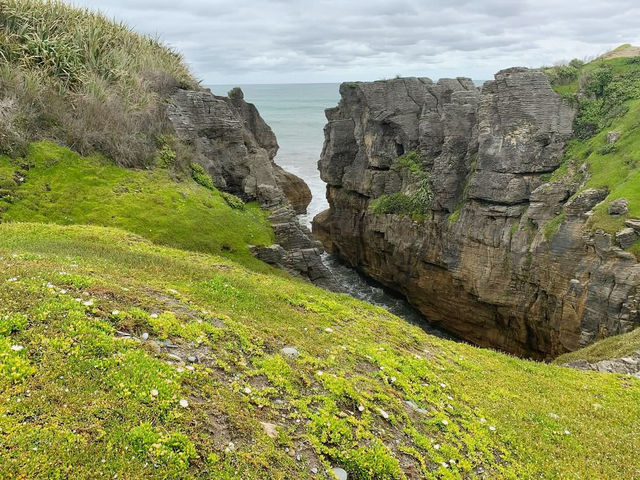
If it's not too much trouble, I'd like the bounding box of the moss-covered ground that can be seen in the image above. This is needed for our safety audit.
[0,221,639,479]
[0,142,274,270]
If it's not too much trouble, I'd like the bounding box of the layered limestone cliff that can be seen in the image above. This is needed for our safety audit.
[313,70,640,359]
[168,86,334,288]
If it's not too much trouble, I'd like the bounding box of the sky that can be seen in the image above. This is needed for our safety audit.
[71,0,640,85]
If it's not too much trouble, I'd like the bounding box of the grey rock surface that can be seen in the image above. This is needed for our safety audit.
[167,87,333,287]
[313,70,640,359]
[609,197,629,216]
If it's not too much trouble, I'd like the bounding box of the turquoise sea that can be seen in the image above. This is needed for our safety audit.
[210,83,340,226]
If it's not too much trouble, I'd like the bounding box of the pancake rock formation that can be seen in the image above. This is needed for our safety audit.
[313,70,640,358]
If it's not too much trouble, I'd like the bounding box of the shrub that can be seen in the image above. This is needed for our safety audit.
[0,0,198,165]
[190,163,214,190]
[221,191,245,210]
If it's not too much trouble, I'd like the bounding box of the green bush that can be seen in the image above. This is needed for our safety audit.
[221,191,245,210]
[190,163,214,190]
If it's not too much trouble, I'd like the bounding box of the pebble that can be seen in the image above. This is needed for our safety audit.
[141,332,149,341]
[179,399,189,408]
[281,347,299,358]
[378,408,389,419]
[324,327,333,333]
[244,387,252,394]
[187,356,197,363]
[489,425,496,431]
[150,313,158,319]
[150,389,159,397]
[167,353,183,362]
[332,467,348,480]
[357,405,365,412]
[82,300,94,307]
[112,310,120,315]
[10,345,24,352]
[311,467,318,474]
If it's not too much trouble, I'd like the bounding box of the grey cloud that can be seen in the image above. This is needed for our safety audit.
[70,0,640,83]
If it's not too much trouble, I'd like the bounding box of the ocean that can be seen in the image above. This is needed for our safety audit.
[210,83,340,226]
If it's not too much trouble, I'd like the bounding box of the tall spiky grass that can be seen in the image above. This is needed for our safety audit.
[0,0,199,165]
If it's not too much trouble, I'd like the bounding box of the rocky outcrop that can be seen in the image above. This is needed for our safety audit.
[564,353,640,377]
[313,71,640,359]
[167,87,331,286]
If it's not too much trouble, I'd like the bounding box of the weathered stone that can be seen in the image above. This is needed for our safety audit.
[625,218,640,232]
[609,197,629,215]
[167,87,337,288]
[314,70,640,359]
[332,467,348,480]
[564,188,608,216]
[616,228,638,250]
[607,131,622,143]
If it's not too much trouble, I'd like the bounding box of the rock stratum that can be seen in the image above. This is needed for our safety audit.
[313,70,640,359]
[168,86,336,288]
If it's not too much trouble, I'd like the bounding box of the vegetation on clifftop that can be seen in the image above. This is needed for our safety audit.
[542,51,640,255]
[0,0,197,165]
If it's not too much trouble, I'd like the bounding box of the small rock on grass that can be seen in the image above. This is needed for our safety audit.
[141,332,149,341]
[281,346,298,358]
[260,421,278,439]
[332,467,348,480]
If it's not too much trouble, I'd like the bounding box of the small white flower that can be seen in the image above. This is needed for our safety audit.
[390,376,396,383]
[316,371,323,376]
[324,327,333,333]
[59,289,67,294]
[150,313,158,319]
[10,345,24,352]
[150,389,159,397]
[441,419,449,426]
[441,462,449,468]
[358,405,365,412]
[480,418,487,423]
[489,425,496,431]
[82,300,94,307]
[564,429,570,435]
[440,383,446,388]
[244,387,252,394]
[7,277,17,282]
[179,399,189,408]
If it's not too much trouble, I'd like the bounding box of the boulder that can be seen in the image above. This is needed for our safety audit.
[616,228,638,249]
[564,188,608,216]
[606,131,622,143]
[609,198,629,216]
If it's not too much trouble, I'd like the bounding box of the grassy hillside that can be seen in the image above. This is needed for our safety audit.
[0,0,197,165]
[0,142,274,269]
[0,222,639,479]
[544,52,640,255]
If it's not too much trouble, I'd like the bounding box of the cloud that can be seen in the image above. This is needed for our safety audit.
[70,0,640,84]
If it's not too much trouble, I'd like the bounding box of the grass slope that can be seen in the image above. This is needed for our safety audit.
[544,53,640,256]
[556,327,640,364]
[0,142,274,269]
[0,222,639,479]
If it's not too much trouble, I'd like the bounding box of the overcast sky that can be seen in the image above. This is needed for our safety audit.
[71,0,640,85]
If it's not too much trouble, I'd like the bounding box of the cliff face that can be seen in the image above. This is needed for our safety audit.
[168,87,336,288]
[313,71,640,359]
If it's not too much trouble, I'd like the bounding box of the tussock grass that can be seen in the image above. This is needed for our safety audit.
[0,0,198,165]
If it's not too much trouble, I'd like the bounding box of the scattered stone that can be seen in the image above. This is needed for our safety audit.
[324,327,333,333]
[311,467,318,474]
[616,228,637,249]
[281,347,299,358]
[606,131,622,143]
[150,313,159,319]
[332,467,348,480]
[167,353,183,363]
[260,422,278,439]
[150,389,159,397]
[609,198,629,216]
[179,399,189,408]
[115,331,131,338]
[357,405,365,412]
[141,332,149,341]
[112,310,120,315]
[10,345,24,352]
[624,220,640,239]
[244,387,252,394]
[187,356,197,363]
[378,408,389,420]
[82,299,94,307]
[225,442,235,453]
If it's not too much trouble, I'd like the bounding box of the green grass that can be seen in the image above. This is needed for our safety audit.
[0,222,639,478]
[0,142,274,269]
[556,328,640,364]
[543,56,640,244]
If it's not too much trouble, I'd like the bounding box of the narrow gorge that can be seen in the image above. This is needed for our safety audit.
[313,68,640,359]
